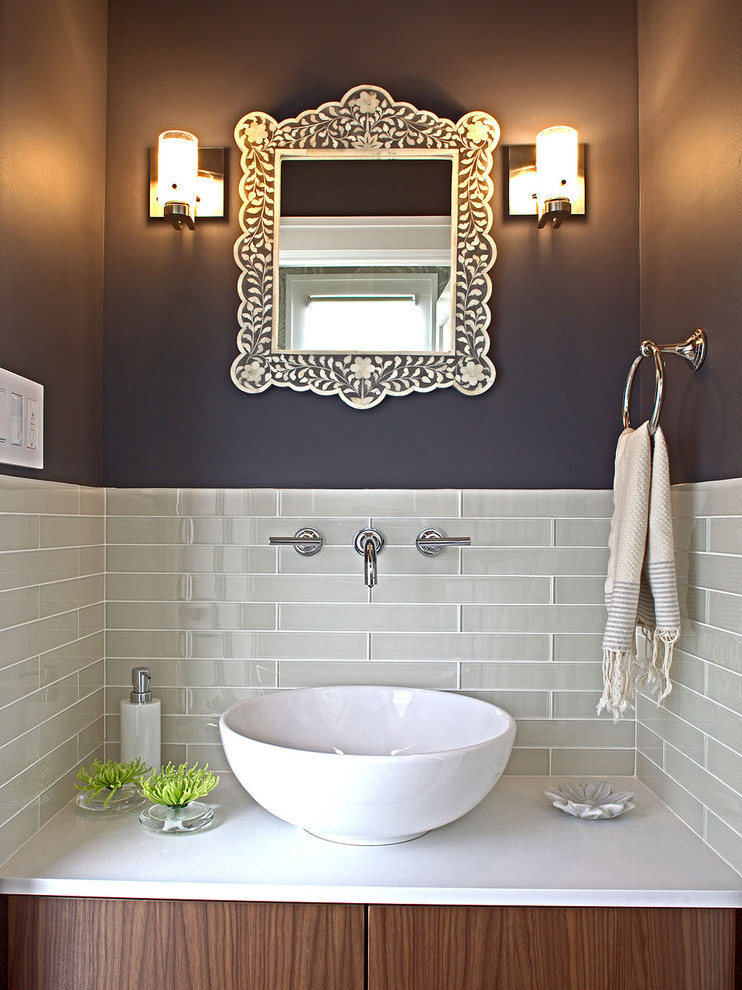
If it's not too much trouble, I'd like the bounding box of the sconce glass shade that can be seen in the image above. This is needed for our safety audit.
[195,169,223,217]
[536,125,578,227]
[158,130,198,228]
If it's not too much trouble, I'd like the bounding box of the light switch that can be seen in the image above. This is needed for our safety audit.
[10,392,23,445]
[0,387,7,443]
[26,397,39,450]
[0,368,43,468]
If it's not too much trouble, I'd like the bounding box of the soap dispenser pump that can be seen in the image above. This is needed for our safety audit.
[120,666,161,774]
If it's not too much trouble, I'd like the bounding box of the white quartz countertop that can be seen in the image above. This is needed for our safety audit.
[1,775,740,907]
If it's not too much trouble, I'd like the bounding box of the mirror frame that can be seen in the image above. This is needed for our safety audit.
[231,85,500,409]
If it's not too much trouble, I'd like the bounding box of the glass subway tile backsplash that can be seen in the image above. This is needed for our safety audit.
[1,475,740,875]
[0,477,104,863]
[103,487,623,778]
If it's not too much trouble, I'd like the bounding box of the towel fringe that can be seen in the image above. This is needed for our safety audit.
[597,648,637,722]
[635,627,679,704]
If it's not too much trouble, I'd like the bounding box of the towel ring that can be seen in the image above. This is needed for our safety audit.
[622,340,665,435]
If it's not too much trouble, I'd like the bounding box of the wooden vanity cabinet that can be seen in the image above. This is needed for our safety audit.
[367,904,740,990]
[2,896,739,990]
[2,896,365,990]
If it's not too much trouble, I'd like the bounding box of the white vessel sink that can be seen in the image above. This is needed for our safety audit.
[219,685,516,845]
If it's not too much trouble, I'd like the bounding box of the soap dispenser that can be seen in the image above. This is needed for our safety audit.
[120,667,161,774]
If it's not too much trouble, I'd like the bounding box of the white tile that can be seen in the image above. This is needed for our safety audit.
[553,576,605,605]
[705,812,742,876]
[686,552,742,596]
[463,604,606,634]
[106,488,179,516]
[39,575,104,619]
[0,803,40,865]
[371,632,550,663]
[462,662,603,691]
[0,548,79,593]
[39,632,104,685]
[106,544,277,574]
[279,489,459,517]
[105,602,277,631]
[372,575,551,605]
[278,661,458,690]
[706,739,742,794]
[106,658,275,689]
[550,748,635,776]
[514,718,635,748]
[0,674,80,748]
[706,664,742,717]
[0,516,40,553]
[671,478,742,518]
[660,684,742,753]
[78,487,105,516]
[636,753,704,836]
[279,603,458,632]
[551,692,604,718]
[0,657,39,707]
[179,489,278,517]
[462,690,550,719]
[280,545,459,575]
[554,518,610,547]
[503,748,550,774]
[636,723,664,766]
[708,591,742,636]
[678,621,742,675]
[0,728,42,789]
[186,686,266,715]
[0,476,78,515]
[259,516,369,547]
[379,517,552,547]
[0,612,79,667]
[708,516,742,555]
[463,546,608,577]
[664,744,742,833]
[553,634,605,661]
[0,587,39,628]
[38,515,103,549]
[635,692,706,765]
[462,489,613,518]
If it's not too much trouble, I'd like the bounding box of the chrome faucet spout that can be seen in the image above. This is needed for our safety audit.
[364,538,377,588]
[354,529,384,588]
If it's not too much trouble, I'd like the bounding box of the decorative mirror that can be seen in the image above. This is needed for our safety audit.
[231,85,500,409]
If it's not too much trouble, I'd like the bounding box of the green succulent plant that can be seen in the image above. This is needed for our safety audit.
[140,762,219,808]
[75,757,150,806]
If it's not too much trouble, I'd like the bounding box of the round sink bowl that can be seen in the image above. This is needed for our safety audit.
[219,685,516,845]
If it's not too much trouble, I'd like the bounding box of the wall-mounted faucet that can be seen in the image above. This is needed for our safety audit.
[354,529,384,588]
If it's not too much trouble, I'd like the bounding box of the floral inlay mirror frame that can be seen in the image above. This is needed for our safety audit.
[231,85,500,409]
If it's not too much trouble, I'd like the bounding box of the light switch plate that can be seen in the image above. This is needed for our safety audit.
[0,367,43,469]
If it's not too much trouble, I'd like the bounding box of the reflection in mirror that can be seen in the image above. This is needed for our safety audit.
[232,85,500,408]
[277,157,454,353]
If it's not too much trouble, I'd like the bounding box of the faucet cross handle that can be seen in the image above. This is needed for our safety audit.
[354,529,384,588]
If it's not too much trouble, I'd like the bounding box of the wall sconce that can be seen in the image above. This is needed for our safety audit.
[149,133,226,229]
[506,126,585,228]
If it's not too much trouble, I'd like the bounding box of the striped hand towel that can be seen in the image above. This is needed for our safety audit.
[636,427,681,699]
[598,424,680,720]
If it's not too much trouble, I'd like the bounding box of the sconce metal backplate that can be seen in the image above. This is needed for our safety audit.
[505,144,586,218]
[149,146,226,220]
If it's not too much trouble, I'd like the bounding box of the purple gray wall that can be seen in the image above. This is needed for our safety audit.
[5,1,738,489]
[102,0,640,489]
[0,0,107,486]
[638,0,742,484]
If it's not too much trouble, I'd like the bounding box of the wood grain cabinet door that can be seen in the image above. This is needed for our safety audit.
[6,896,365,990]
[367,904,738,990]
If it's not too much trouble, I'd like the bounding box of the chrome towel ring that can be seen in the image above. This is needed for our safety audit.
[622,328,707,436]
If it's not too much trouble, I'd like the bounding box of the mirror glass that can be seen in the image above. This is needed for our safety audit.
[232,86,500,408]
[277,156,454,353]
